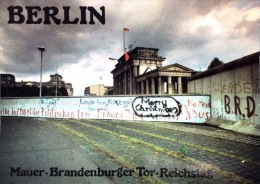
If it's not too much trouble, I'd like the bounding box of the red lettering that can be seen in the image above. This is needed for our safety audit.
[188,99,196,107]
[205,112,210,120]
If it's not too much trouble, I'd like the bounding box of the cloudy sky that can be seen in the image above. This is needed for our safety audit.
[0,0,259,96]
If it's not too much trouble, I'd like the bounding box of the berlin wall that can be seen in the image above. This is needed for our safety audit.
[188,52,259,126]
[0,95,210,123]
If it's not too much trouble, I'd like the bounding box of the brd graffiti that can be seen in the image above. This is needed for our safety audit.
[224,95,256,118]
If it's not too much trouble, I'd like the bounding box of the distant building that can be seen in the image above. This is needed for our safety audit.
[49,73,64,87]
[111,47,196,95]
[0,74,15,87]
[16,81,38,87]
[84,84,113,96]
[84,84,105,96]
[2,73,74,96]
[65,83,73,96]
[44,73,74,96]
[0,74,16,96]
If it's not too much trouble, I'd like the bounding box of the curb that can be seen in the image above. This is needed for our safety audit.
[205,118,260,137]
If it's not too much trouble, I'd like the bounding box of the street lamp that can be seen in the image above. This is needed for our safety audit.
[38,46,45,97]
[109,57,117,60]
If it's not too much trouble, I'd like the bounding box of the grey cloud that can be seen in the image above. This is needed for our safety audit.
[0,0,259,81]
[234,17,260,40]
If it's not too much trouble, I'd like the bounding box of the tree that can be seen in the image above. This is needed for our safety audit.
[207,57,224,70]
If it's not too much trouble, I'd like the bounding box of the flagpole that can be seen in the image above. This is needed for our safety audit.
[123,28,126,95]
[123,29,125,54]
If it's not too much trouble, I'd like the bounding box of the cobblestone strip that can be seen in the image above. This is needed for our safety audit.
[81,119,260,183]
[85,119,260,163]
[49,120,167,184]
[69,119,252,184]
[88,119,260,168]
[127,121,260,146]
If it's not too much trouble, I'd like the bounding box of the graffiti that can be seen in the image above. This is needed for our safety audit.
[107,99,132,108]
[224,95,256,118]
[2,107,41,116]
[41,107,75,118]
[41,98,58,108]
[185,109,210,120]
[183,99,211,120]
[189,61,259,123]
[0,109,10,116]
[187,99,210,108]
[132,96,182,118]
[221,81,259,94]
[80,98,95,105]
[1,96,210,123]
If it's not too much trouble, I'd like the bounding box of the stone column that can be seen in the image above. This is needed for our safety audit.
[178,76,182,94]
[146,79,149,94]
[168,76,172,94]
[151,78,155,94]
[158,76,162,94]
[113,76,117,95]
[121,73,124,95]
[141,81,145,94]
[129,68,132,95]
[119,74,122,95]
[133,66,138,95]
[124,66,127,95]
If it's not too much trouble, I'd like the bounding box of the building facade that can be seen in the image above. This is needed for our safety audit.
[0,74,16,96]
[65,83,73,96]
[0,74,15,87]
[84,84,105,96]
[45,73,74,96]
[111,47,195,95]
[49,74,64,87]
[2,73,74,96]
[84,84,113,96]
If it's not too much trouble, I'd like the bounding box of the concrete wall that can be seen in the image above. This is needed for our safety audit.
[188,52,259,135]
[0,95,210,123]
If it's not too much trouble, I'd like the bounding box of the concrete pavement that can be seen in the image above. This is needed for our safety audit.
[0,117,113,184]
[1,117,260,183]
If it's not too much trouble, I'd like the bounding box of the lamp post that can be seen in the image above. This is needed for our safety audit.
[109,57,118,95]
[55,67,58,97]
[109,57,117,60]
[56,77,58,97]
[38,46,45,97]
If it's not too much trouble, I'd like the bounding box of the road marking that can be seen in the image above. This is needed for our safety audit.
[64,119,252,184]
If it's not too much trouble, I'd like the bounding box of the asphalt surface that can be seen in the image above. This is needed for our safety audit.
[1,117,260,184]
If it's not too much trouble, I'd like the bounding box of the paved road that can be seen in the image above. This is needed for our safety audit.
[1,117,260,184]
